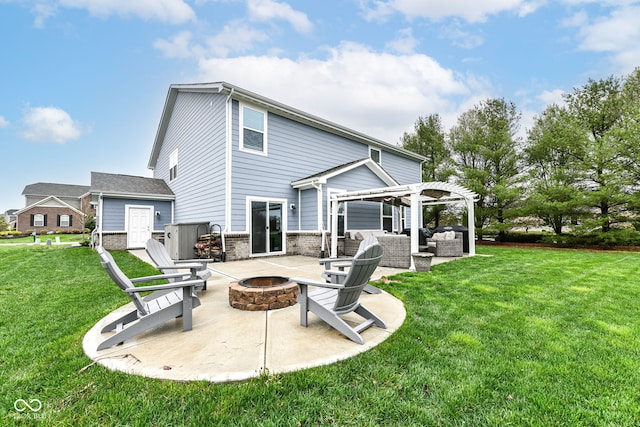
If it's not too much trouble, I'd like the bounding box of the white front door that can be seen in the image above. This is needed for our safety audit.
[127,206,153,248]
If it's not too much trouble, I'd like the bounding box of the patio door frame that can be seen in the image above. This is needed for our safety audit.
[248,197,287,257]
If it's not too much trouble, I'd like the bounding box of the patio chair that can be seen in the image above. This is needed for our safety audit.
[145,238,211,291]
[319,235,382,294]
[293,241,386,344]
[95,246,203,351]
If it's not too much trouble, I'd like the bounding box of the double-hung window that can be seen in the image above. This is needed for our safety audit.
[34,214,45,227]
[382,203,393,232]
[169,149,178,181]
[240,104,267,154]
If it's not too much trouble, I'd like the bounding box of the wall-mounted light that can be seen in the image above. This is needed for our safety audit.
[155,211,161,217]
[289,203,296,210]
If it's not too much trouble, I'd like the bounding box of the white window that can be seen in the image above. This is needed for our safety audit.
[240,104,267,154]
[34,214,45,227]
[369,147,381,164]
[60,215,70,227]
[382,203,393,232]
[169,149,178,181]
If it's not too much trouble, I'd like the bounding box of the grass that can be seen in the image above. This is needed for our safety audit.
[0,233,89,244]
[1,245,640,426]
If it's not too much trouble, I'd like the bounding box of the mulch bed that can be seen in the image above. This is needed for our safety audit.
[476,240,640,252]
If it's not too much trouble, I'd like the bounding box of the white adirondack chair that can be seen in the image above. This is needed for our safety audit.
[145,238,211,290]
[96,246,203,351]
[293,241,386,344]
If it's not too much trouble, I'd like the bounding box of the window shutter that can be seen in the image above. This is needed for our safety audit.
[57,215,61,226]
[69,215,73,227]
[30,214,34,226]
[43,214,48,226]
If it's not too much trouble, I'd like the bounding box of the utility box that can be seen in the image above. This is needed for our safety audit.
[164,222,209,259]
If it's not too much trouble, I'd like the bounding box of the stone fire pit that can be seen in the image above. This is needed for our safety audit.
[229,276,299,311]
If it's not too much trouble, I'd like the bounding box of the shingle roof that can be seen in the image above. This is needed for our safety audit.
[90,172,174,197]
[22,182,90,198]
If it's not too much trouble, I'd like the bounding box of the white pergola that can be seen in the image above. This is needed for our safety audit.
[329,182,480,270]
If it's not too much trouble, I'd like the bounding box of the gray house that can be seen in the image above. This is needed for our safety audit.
[91,172,174,249]
[147,82,425,260]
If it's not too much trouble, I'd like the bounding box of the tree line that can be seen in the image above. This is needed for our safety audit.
[401,68,640,245]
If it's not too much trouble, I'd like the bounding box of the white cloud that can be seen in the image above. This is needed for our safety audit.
[204,21,270,57]
[195,42,486,142]
[537,89,565,106]
[439,20,485,49]
[247,0,313,34]
[576,5,640,72]
[0,116,9,128]
[154,31,201,58]
[361,0,543,23]
[385,27,419,54]
[20,106,85,144]
[59,0,196,24]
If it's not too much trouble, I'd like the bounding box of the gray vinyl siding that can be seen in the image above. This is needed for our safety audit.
[154,92,227,226]
[229,105,419,232]
[101,198,171,231]
[379,152,422,184]
[298,188,318,230]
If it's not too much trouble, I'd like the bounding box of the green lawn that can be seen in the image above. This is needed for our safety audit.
[0,233,89,245]
[1,245,639,426]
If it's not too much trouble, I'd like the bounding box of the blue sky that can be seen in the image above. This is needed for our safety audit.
[1,0,639,212]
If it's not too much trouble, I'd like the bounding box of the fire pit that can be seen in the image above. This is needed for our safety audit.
[229,276,299,311]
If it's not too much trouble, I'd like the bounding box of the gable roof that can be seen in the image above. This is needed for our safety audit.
[148,82,426,169]
[22,182,90,198]
[291,158,399,190]
[15,195,85,216]
[90,172,174,200]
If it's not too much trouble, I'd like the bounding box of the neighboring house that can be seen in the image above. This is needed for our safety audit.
[15,183,92,234]
[146,82,426,260]
[91,172,175,249]
[2,209,18,230]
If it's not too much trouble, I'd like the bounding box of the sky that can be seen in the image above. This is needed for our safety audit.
[1,0,639,212]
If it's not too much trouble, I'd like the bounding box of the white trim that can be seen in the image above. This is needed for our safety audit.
[225,92,233,232]
[246,196,287,257]
[369,146,381,164]
[291,158,398,190]
[125,205,154,249]
[326,187,346,235]
[239,102,268,156]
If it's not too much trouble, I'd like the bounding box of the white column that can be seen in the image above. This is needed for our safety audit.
[410,191,420,270]
[466,198,476,256]
[330,198,339,258]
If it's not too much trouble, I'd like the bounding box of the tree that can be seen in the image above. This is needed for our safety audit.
[401,113,453,227]
[564,75,632,232]
[449,98,523,240]
[524,104,586,233]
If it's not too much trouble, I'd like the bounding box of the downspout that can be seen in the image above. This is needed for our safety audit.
[98,193,103,248]
[224,88,234,236]
[311,181,326,257]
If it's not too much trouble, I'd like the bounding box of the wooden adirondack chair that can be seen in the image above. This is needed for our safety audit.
[293,241,385,344]
[96,246,203,351]
[145,238,211,291]
[319,235,382,294]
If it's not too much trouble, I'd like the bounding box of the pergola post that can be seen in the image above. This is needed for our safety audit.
[330,198,339,258]
[466,198,476,256]
[410,190,420,270]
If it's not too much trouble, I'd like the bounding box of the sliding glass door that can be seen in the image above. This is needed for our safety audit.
[250,200,284,255]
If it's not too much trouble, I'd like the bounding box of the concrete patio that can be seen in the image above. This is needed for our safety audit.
[83,253,458,383]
